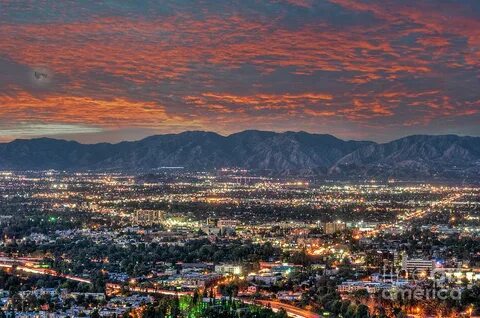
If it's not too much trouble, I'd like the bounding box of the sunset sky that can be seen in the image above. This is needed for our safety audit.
[0,0,479,143]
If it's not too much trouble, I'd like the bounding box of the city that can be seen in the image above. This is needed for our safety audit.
[0,170,479,317]
[1,0,480,317]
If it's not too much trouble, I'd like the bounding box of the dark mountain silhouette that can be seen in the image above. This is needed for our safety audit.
[330,135,480,180]
[0,131,479,180]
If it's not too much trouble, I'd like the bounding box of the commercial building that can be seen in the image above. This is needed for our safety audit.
[323,221,346,234]
[215,264,243,275]
[134,210,164,225]
[402,257,435,276]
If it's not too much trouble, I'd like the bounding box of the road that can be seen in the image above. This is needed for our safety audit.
[121,284,321,318]
[253,300,321,318]
[0,257,92,284]
[394,192,463,226]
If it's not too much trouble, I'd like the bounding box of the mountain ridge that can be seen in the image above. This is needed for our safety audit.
[0,131,479,181]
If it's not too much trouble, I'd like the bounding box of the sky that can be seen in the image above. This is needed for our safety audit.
[0,0,479,143]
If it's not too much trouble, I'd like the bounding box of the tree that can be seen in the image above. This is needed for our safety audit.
[355,304,370,318]
[346,303,357,318]
[90,309,100,318]
[340,300,351,316]
[353,289,370,302]
[171,295,180,318]
[192,290,199,305]
[277,309,288,318]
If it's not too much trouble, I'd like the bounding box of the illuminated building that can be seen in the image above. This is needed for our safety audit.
[217,219,239,228]
[215,264,243,275]
[134,210,164,225]
[323,221,346,234]
[402,257,435,275]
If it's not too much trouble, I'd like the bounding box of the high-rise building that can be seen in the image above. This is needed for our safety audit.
[402,257,435,276]
[323,221,346,234]
[134,210,164,225]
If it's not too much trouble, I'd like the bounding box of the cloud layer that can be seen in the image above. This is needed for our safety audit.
[0,0,479,142]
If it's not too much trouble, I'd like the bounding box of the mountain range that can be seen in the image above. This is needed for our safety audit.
[0,131,479,181]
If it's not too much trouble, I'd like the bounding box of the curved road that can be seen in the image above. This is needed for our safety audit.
[254,300,321,318]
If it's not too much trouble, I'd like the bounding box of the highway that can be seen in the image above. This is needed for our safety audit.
[120,284,321,318]
[394,192,463,225]
[251,300,321,318]
[0,257,92,284]
[15,265,92,284]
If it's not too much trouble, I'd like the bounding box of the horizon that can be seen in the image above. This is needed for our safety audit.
[1,129,478,146]
[1,1,480,143]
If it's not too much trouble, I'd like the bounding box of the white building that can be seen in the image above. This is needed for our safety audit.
[215,264,243,275]
[402,257,435,275]
[337,281,388,294]
[217,219,239,228]
[247,271,283,286]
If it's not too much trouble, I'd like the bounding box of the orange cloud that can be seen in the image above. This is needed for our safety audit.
[0,90,191,128]
[329,0,480,67]
[0,1,478,142]
[0,12,435,85]
[184,92,333,111]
